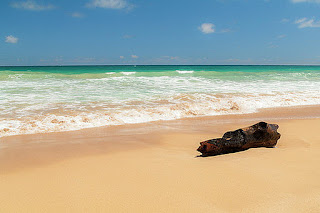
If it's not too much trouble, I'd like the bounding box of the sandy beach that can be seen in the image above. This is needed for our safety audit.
[3,0,320,211]
[1,106,320,212]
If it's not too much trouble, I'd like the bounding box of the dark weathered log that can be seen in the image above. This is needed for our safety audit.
[197,122,281,156]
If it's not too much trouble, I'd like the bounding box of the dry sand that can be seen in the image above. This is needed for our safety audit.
[1,106,320,212]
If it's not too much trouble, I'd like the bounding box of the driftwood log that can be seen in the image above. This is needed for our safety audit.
[197,122,281,156]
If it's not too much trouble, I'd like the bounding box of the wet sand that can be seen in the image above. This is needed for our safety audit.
[1,106,320,212]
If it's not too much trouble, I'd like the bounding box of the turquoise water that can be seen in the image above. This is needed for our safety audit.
[1,65,320,137]
[3,65,320,73]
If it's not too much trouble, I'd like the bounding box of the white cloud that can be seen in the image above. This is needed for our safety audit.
[291,0,320,3]
[294,17,320,28]
[86,0,130,9]
[120,56,124,59]
[123,34,133,39]
[11,1,55,11]
[295,17,307,24]
[131,55,138,59]
[220,29,231,33]
[71,12,84,18]
[5,35,18,44]
[170,56,179,60]
[199,23,215,34]
[267,42,279,48]
[281,18,290,23]
[222,58,253,64]
[277,34,287,39]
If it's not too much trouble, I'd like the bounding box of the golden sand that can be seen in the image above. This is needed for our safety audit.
[1,106,320,212]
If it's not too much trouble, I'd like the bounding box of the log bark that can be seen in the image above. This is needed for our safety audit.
[197,122,281,156]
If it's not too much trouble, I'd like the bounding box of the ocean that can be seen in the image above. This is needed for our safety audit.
[1,65,320,137]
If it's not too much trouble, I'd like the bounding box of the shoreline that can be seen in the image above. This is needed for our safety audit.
[1,105,320,212]
[1,104,320,173]
[2,104,320,139]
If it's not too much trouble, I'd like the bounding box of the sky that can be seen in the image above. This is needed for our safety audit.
[1,0,320,65]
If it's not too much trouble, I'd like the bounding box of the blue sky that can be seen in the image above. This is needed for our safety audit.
[1,0,320,65]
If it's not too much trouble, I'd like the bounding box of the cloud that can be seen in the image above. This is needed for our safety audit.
[291,0,320,3]
[169,56,179,60]
[86,0,130,9]
[122,34,134,39]
[277,34,287,39]
[199,23,215,34]
[161,56,180,60]
[131,55,138,59]
[267,42,279,48]
[220,29,231,33]
[11,0,55,11]
[221,58,253,64]
[147,56,186,64]
[5,35,18,43]
[281,18,290,23]
[294,17,320,28]
[71,12,84,18]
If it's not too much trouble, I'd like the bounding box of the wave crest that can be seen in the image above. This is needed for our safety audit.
[1,92,320,137]
[176,70,194,74]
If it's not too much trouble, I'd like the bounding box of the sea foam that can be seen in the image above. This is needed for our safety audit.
[1,66,320,137]
[121,72,136,75]
[176,70,194,74]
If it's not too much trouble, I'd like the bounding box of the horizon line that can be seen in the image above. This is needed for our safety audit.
[1,64,320,67]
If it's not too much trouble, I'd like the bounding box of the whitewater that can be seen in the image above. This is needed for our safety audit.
[1,65,320,137]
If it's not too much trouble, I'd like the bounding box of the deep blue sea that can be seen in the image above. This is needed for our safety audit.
[1,65,320,137]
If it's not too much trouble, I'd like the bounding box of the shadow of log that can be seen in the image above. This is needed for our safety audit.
[197,122,281,157]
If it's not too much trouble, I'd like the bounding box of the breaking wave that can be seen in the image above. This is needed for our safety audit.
[176,70,194,74]
[1,65,320,137]
[1,92,320,137]
[121,71,136,75]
